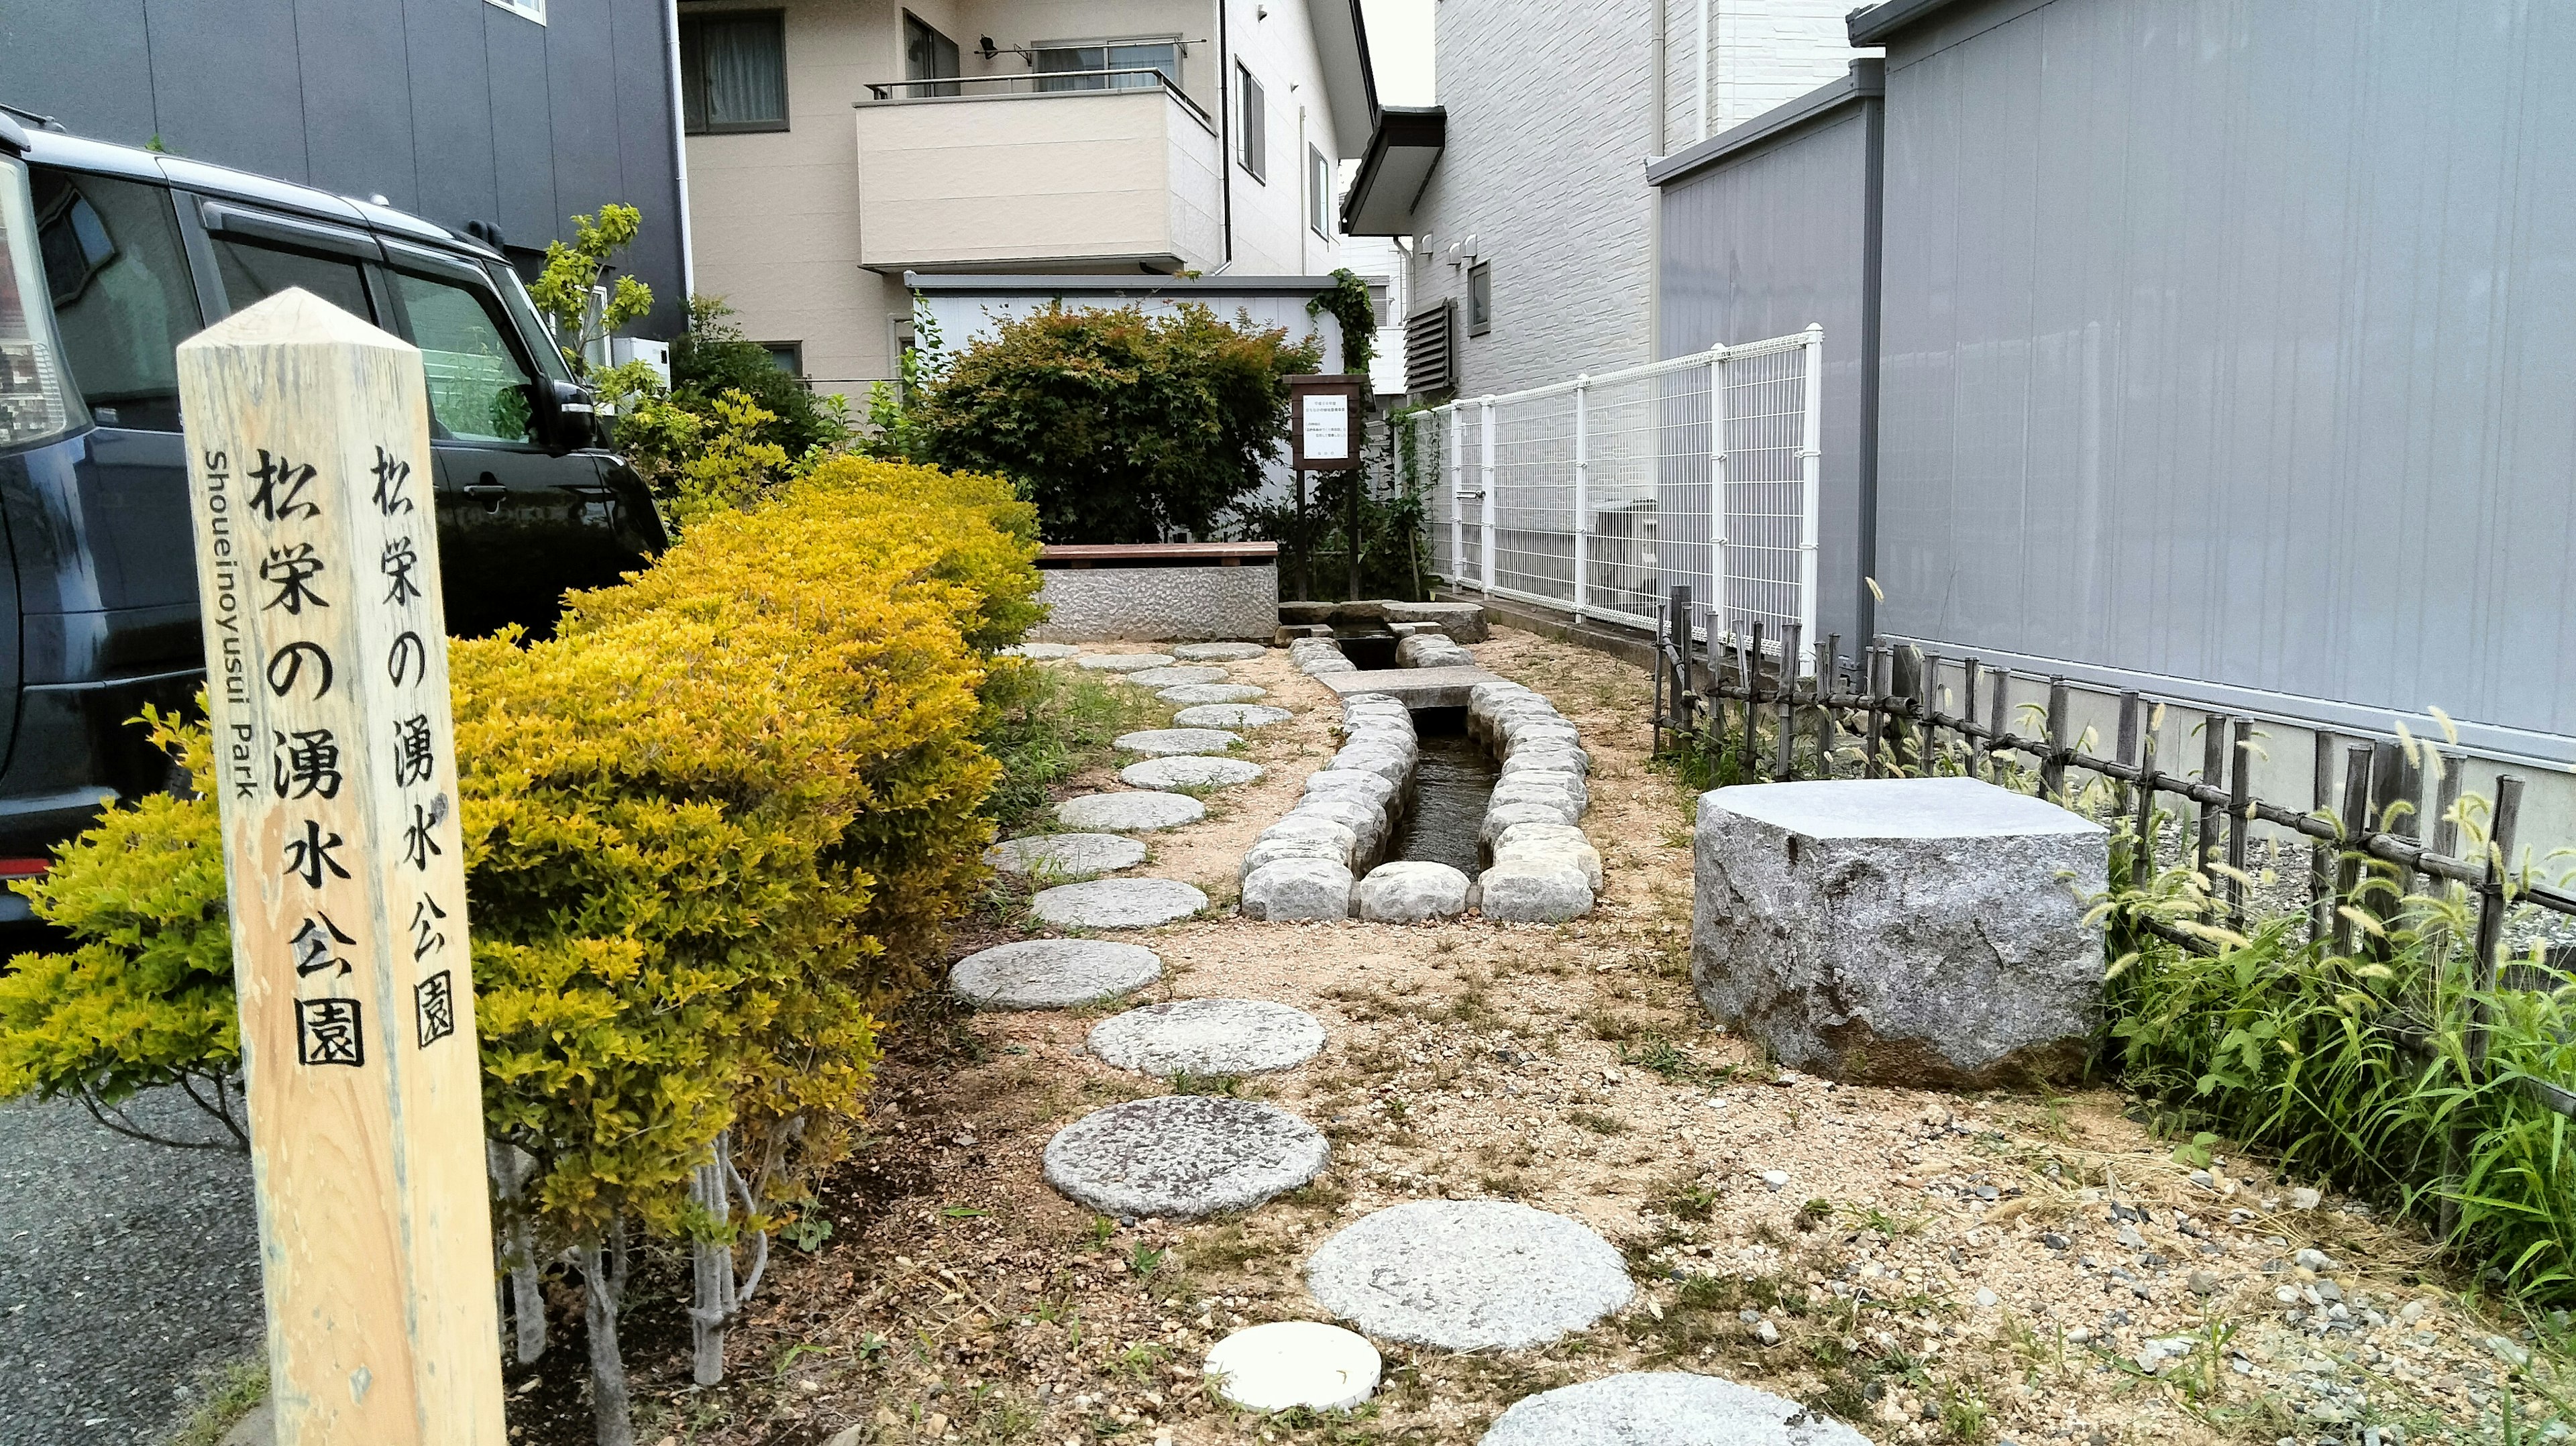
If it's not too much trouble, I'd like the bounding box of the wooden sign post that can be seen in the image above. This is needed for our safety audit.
[176,290,505,1443]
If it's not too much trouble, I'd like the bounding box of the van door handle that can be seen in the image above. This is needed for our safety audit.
[464,483,508,514]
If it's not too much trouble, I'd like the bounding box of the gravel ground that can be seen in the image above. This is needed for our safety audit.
[0,1085,262,1445]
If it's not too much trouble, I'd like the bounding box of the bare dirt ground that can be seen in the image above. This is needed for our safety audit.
[586,626,2568,1446]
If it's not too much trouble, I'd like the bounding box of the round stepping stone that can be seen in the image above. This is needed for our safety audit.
[1042,1095,1328,1219]
[1305,1201,1635,1349]
[1159,682,1269,706]
[1055,791,1205,832]
[1078,653,1175,671]
[1032,877,1208,929]
[950,939,1161,1010]
[1088,998,1328,1076]
[1479,1372,1871,1446]
[1124,665,1230,688]
[985,832,1147,879]
[1122,756,1265,790]
[1204,1321,1380,1412]
[1174,704,1293,729]
[1115,728,1242,757]
[1173,642,1269,662]
[1000,641,1079,659]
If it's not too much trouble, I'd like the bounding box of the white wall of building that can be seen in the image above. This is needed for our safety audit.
[1402,0,1864,400]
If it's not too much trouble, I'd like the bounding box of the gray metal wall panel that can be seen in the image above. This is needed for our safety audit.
[294,0,421,210]
[398,0,500,231]
[1658,109,1871,655]
[0,0,158,142]
[0,0,685,337]
[484,11,558,246]
[145,0,309,182]
[1876,0,2576,746]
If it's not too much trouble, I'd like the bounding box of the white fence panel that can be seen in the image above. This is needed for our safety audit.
[1410,327,1824,671]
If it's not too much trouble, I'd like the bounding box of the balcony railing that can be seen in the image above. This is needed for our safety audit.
[861,68,1212,127]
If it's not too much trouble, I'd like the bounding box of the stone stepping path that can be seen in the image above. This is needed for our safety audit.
[1115,728,1242,757]
[1121,756,1265,790]
[1203,1321,1380,1412]
[984,832,1146,879]
[1173,642,1268,662]
[950,939,1161,1010]
[1000,642,1078,659]
[1479,1372,1870,1446]
[1032,877,1208,930]
[1173,704,1292,729]
[1077,653,1174,671]
[1087,998,1326,1076]
[1055,791,1205,831]
[1158,682,1269,706]
[1305,1201,1634,1349]
[1043,1095,1328,1219]
[1124,665,1231,688]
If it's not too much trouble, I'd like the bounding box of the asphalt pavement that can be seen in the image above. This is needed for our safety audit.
[0,1086,262,1445]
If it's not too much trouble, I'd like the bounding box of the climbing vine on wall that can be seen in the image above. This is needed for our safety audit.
[1305,268,1377,376]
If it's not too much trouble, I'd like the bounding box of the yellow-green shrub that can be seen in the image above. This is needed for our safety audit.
[0,458,1041,1245]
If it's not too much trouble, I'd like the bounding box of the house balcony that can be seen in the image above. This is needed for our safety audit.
[853,72,1223,274]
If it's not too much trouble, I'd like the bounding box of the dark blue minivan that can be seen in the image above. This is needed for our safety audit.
[0,107,668,913]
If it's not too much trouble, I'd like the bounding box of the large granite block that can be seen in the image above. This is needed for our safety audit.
[1692,777,2107,1087]
[1031,565,1277,642]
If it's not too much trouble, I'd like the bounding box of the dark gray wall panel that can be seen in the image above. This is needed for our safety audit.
[1659,109,1871,655]
[1875,0,2576,746]
[0,0,683,337]
[400,0,500,233]
[146,0,307,180]
[483,9,558,245]
[294,0,420,209]
[0,0,158,142]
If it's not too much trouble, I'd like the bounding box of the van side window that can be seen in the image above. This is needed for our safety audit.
[385,270,539,445]
[29,168,201,431]
[211,238,374,325]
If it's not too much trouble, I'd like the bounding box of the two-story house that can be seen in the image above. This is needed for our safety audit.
[676,0,1375,392]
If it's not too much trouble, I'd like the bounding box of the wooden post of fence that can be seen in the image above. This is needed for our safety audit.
[1668,585,1694,737]
[1815,633,1838,772]
[2365,740,2406,956]
[1986,673,2011,784]
[2310,732,2338,945]
[1776,622,1801,780]
[1875,644,1896,778]
[176,290,505,1444]
[2196,717,2227,875]
[1740,622,1765,781]
[2042,678,2071,803]
[2131,720,2160,889]
[2444,773,2526,1241]
[2226,718,2254,925]
[1961,659,1984,779]
[1920,652,1945,771]
[2433,749,2467,901]
[2333,742,2374,954]
[2114,691,2140,818]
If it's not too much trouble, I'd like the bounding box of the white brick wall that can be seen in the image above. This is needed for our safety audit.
[1405,0,1866,400]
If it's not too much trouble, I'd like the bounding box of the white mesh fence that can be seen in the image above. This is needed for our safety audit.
[1403,327,1823,670]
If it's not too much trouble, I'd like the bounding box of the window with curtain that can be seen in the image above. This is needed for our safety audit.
[903,13,959,97]
[1237,65,1265,181]
[1034,40,1179,92]
[681,12,788,133]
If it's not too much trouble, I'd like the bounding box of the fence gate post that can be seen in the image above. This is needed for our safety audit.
[1796,324,1825,675]
[175,292,506,1443]
[1479,398,1497,594]
[1572,376,1589,621]
[1707,343,1730,653]
[1446,404,1463,583]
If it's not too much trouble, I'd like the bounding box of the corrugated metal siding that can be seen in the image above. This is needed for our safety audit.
[1658,106,1873,654]
[1876,0,2576,747]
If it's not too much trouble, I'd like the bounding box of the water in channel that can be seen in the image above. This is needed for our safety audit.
[1387,706,1497,877]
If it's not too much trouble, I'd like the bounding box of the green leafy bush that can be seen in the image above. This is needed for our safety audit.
[914,301,1320,543]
